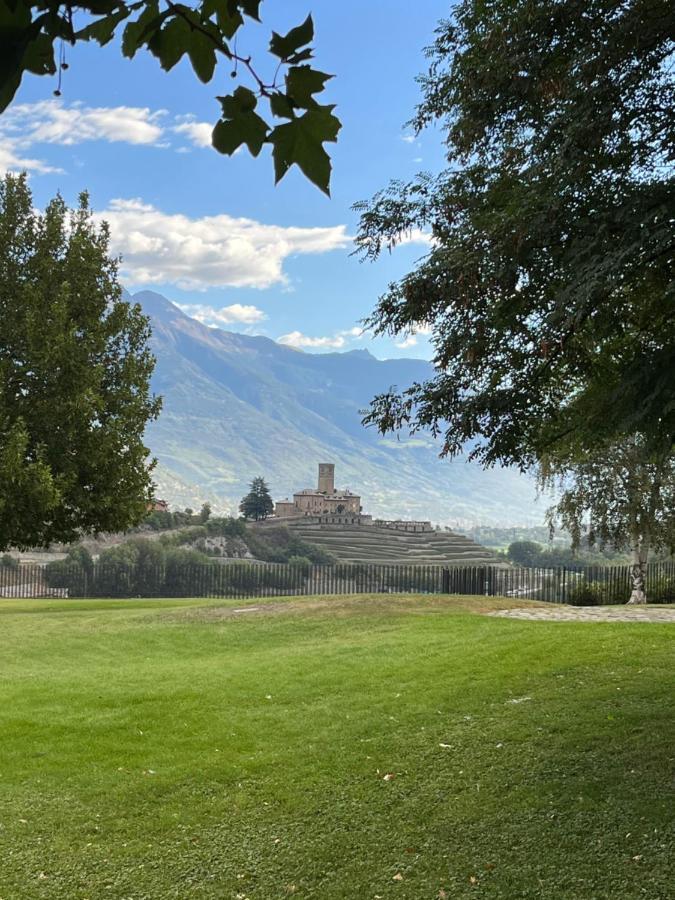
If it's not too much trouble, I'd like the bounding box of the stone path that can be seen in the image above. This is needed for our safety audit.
[488,606,675,623]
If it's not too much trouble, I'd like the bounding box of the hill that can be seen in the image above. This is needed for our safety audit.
[134,290,542,526]
[277,520,498,565]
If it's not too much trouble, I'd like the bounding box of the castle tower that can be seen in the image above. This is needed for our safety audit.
[318,463,335,494]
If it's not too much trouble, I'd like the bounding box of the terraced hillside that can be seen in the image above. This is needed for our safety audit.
[286,521,499,565]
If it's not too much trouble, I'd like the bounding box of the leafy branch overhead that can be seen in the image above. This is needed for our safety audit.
[0,1,341,194]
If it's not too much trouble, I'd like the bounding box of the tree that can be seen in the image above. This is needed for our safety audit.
[540,437,675,603]
[199,502,211,523]
[507,541,543,568]
[1,1,340,194]
[356,0,674,466]
[239,476,273,521]
[0,173,161,550]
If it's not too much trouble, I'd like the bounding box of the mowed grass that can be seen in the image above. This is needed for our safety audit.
[0,595,673,900]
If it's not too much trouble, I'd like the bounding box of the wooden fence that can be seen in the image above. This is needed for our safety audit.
[0,560,673,603]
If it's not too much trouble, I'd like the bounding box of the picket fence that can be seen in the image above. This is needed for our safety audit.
[0,560,674,604]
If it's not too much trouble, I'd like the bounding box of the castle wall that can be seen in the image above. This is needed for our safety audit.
[373,520,433,533]
[274,501,298,518]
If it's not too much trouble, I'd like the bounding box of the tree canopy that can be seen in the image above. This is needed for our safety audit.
[0,173,161,550]
[356,0,674,466]
[540,435,675,603]
[239,475,273,521]
[1,1,340,194]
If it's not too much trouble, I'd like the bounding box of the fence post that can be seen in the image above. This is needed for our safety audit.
[441,567,450,594]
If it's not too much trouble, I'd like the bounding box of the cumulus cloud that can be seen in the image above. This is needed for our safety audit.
[0,142,62,175]
[396,335,418,349]
[176,302,266,326]
[395,322,432,349]
[97,198,350,290]
[0,100,218,173]
[277,325,367,351]
[397,228,434,247]
[172,119,214,149]
[2,100,165,147]
[278,331,347,350]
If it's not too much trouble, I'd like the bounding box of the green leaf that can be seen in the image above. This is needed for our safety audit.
[270,91,295,120]
[269,105,341,195]
[269,13,313,60]
[213,87,268,156]
[235,0,262,21]
[22,32,56,75]
[122,1,160,58]
[146,16,191,71]
[202,0,242,38]
[76,9,131,46]
[187,29,217,82]
[286,65,332,109]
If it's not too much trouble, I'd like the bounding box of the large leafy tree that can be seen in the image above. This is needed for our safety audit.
[0,1,340,193]
[0,173,161,549]
[540,437,675,604]
[356,0,674,465]
[239,476,273,521]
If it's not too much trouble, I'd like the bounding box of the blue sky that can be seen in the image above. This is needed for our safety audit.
[2,1,451,357]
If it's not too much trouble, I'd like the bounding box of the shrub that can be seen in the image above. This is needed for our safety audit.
[288,555,312,575]
[566,580,621,606]
[1,553,18,569]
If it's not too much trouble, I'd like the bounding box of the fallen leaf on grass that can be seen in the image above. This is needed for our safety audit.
[469,875,479,885]
[383,773,396,782]
[392,872,404,881]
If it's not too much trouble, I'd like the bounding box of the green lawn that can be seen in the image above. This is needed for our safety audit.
[0,594,673,899]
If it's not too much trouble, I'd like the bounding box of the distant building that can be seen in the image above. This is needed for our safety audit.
[275,464,362,520]
[148,499,169,513]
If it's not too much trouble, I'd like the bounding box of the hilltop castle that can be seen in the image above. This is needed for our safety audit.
[273,463,433,533]
[274,463,365,523]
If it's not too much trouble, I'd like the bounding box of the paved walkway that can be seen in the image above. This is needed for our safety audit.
[488,606,675,623]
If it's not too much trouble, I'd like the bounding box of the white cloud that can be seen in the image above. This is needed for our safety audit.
[0,100,220,174]
[172,119,214,149]
[395,322,432,349]
[2,100,165,148]
[277,324,367,351]
[396,335,418,349]
[176,302,266,326]
[0,141,62,175]
[278,331,346,350]
[401,133,416,144]
[397,228,434,247]
[96,198,350,290]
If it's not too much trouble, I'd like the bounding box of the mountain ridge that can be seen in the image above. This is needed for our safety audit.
[133,289,542,526]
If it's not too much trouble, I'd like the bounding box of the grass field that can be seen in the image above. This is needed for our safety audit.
[0,594,673,899]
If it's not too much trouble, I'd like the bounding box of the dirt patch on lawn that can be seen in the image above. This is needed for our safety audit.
[159,593,551,624]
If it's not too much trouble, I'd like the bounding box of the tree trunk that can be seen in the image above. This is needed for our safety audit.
[627,542,649,605]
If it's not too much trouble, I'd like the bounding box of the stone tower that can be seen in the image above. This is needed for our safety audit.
[318,463,335,494]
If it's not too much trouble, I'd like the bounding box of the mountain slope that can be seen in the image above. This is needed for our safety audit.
[136,290,541,525]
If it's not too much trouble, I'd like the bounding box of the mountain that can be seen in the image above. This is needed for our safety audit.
[134,290,543,526]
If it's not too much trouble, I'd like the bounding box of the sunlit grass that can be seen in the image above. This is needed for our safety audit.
[0,594,672,899]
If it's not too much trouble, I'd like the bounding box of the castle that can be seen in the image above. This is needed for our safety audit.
[273,463,433,533]
[274,463,365,523]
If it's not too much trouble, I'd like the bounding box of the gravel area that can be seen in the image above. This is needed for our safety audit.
[488,606,675,623]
